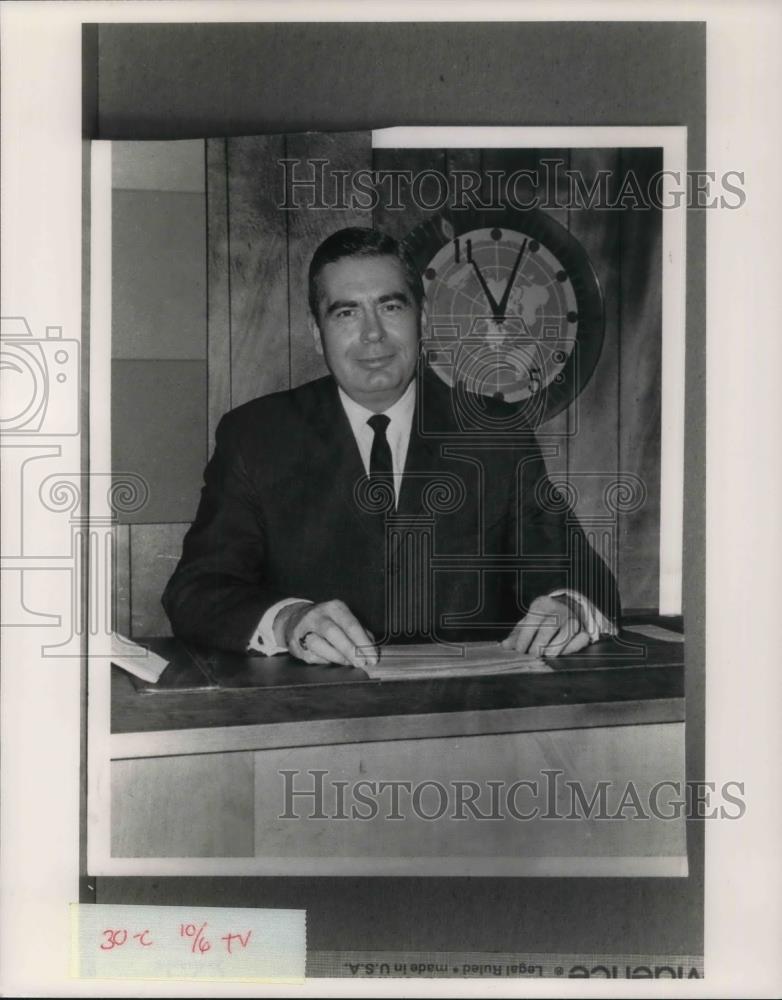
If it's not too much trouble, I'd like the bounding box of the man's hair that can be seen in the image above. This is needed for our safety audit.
[308,226,425,320]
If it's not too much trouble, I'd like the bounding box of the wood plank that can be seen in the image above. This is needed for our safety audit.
[129,523,190,638]
[113,523,130,636]
[111,698,685,761]
[480,146,541,206]
[445,146,482,197]
[618,148,663,610]
[286,131,373,387]
[226,134,290,406]
[566,149,621,611]
[205,138,231,445]
[536,149,572,482]
[111,752,255,857]
[372,146,447,241]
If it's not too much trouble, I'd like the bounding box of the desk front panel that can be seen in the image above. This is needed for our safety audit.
[111,720,686,875]
[106,626,686,874]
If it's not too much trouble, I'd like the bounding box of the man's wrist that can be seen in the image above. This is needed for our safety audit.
[272,600,312,648]
[548,588,617,641]
[550,590,584,622]
[248,598,313,655]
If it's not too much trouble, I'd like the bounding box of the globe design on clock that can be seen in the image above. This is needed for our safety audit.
[402,209,604,426]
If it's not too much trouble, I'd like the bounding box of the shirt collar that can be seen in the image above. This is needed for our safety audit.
[338,378,417,438]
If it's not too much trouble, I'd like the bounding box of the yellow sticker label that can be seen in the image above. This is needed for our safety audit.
[70,903,305,982]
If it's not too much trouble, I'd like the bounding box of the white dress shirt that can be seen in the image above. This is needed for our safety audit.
[337,379,416,507]
[248,381,614,654]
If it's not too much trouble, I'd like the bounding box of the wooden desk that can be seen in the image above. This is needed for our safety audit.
[109,620,686,875]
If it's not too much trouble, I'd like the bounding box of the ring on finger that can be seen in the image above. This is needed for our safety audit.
[299,630,317,651]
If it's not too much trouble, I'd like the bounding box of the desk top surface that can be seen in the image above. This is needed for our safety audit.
[111,617,685,736]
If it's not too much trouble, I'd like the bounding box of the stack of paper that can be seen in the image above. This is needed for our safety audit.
[623,624,685,643]
[363,642,552,681]
[108,632,169,684]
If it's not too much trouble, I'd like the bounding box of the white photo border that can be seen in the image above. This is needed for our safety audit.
[1,2,781,997]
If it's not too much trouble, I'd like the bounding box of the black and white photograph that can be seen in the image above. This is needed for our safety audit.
[1,3,781,996]
[96,127,689,882]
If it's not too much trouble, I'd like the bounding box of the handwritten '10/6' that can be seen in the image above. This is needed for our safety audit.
[99,922,252,955]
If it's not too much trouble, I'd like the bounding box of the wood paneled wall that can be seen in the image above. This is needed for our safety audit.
[205,132,373,429]
[203,136,663,614]
[116,135,663,637]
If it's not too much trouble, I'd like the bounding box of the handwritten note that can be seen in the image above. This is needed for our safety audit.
[71,904,305,982]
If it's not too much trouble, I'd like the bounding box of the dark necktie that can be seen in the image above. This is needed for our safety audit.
[367,413,393,484]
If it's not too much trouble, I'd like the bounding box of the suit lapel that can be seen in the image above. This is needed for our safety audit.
[396,367,454,521]
[309,376,365,481]
[307,376,388,542]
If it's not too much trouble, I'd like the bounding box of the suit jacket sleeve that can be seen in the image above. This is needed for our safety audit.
[512,437,621,627]
[161,412,288,652]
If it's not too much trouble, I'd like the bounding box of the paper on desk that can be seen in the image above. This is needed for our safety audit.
[109,632,169,684]
[623,623,685,643]
[364,642,553,680]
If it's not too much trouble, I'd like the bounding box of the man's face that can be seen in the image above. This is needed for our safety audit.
[311,254,424,412]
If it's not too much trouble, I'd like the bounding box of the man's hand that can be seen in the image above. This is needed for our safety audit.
[274,599,378,668]
[501,594,592,658]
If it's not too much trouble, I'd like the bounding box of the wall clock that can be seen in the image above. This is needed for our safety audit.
[401,207,605,427]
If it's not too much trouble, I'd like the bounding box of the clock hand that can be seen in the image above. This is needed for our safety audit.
[496,238,528,320]
[469,258,503,318]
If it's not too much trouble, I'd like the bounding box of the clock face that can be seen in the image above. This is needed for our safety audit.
[402,209,604,425]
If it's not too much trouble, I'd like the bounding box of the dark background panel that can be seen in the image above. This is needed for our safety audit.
[566,149,621,548]
[111,359,206,524]
[112,189,206,360]
[619,149,664,607]
[96,21,705,149]
[206,138,231,445]
[90,17,705,960]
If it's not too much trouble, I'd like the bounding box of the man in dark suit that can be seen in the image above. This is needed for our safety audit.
[163,227,618,668]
